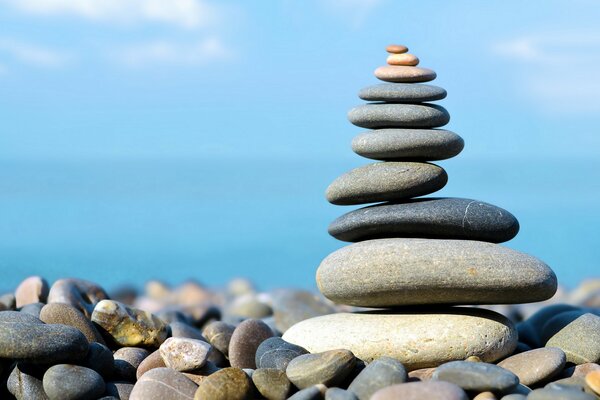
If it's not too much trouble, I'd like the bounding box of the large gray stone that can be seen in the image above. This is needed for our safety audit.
[348,103,449,129]
[282,308,517,370]
[43,364,105,400]
[326,162,447,206]
[316,238,557,307]
[347,357,407,400]
[432,361,519,392]
[546,313,600,364]
[497,347,566,386]
[328,198,519,243]
[358,83,446,102]
[351,129,463,161]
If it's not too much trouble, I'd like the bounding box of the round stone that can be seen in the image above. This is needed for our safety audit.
[255,336,309,370]
[203,321,235,356]
[286,349,356,389]
[159,337,211,372]
[229,319,274,369]
[282,309,517,370]
[546,313,600,364]
[47,278,108,317]
[43,364,105,400]
[252,368,293,400]
[328,198,519,243]
[371,381,468,400]
[194,367,251,400]
[130,367,198,400]
[39,302,106,345]
[358,83,446,103]
[386,44,408,54]
[432,361,519,392]
[498,347,566,386]
[113,347,149,381]
[351,129,461,161]
[136,349,166,379]
[15,276,49,308]
[317,238,557,307]
[347,357,408,400]
[387,53,419,66]
[374,65,436,83]
[348,103,449,129]
[326,162,447,206]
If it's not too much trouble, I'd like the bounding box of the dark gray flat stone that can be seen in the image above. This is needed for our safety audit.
[43,364,105,400]
[255,337,309,371]
[328,198,519,243]
[358,83,447,103]
[347,357,407,400]
[432,361,519,392]
[348,104,449,129]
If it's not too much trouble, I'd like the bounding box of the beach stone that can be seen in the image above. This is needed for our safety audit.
[136,349,166,379]
[497,347,565,386]
[432,361,519,392]
[159,337,211,372]
[347,357,407,400]
[386,44,408,53]
[47,278,108,317]
[528,388,596,399]
[43,364,105,400]
[91,300,168,347]
[474,393,497,400]
[0,320,88,363]
[358,83,446,103]
[348,103,449,129]
[317,238,556,307]
[408,367,437,381]
[326,162,447,206]
[19,302,44,317]
[15,276,49,308]
[256,337,309,370]
[329,198,519,243]
[371,381,468,400]
[7,363,48,400]
[39,302,106,344]
[203,321,235,356]
[387,53,419,66]
[374,65,436,83]
[252,368,292,400]
[519,304,581,347]
[540,310,588,344]
[502,395,527,400]
[283,309,517,370]
[0,310,44,324]
[229,319,274,369]
[351,128,461,161]
[113,347,149,381]
[105,381,134,399]
[194,367,251,400]
[545,376,589,392]
[130,367,198,400]
[271,289,336,333]
[286,349,356,389]
[326,388,358,400]
[169,321,206,340]
[562,363,600,378]
[80,342,114,377]
[227,294,272,319]
[546,313,600,364]
[289,384,327,400]
[586,371,600,395]
[0,293,16,310]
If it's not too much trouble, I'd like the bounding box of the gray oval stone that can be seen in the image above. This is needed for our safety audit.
[286,349,356,389]
[432,361,519,392]
[371,381,468,400]
[255,337,309,370]
[326,162,447,206]
[546,313,600,364]
[43,364,105,400]
[358,83,447,103]
[8,363,48,400]
[347,357,407,400]
[282,309,517,370]
[497,347,566,386]
[317,238,557,307]
[351,129,463,161]
[528,388,596,400]
[348,104,449,129]
[202,321,235,356]
[252,368,292,400]
[328,198,519,243]
[130,367,198,400]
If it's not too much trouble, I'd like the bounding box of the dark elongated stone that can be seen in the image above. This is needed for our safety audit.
[43,364,105,400]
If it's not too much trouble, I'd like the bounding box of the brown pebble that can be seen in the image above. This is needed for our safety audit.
[130,367,198,400]
[408,367,436,381]
[39,302,106,345]
[372,381,468,400]
[136,350,165,380]
[562,363,600,378]
[15,276,49,308]
[374,65,436,83]
[386,44,408,54]
[194,367,251,400]
[497,347,566,386]
[387,53,419,66]
[586,370,600,395]
[229,319,274,369]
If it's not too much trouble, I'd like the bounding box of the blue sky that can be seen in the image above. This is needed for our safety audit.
[0,1,599,290]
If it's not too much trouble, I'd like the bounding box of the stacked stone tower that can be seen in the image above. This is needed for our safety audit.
[283,45,558,370]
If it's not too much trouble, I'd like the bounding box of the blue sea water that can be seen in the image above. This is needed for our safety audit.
[0,155,598,293]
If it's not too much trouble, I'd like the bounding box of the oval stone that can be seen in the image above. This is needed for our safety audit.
[286,349,356,389]
[387,53,419,66]
[374,65,436,83]
[43,364,105,400]
[316,238,557,307]
[546,313,600,364]
[351,129,462,160]
[386,44,408,54]
[252,368,292,400]
[348,103,449,129]
[39,303,106,345]
[194,367,251,400]
[130,367,198,400]
[159,337,211,372]
[371,381,468,400]
[498,347,566,386]
[229,319,274,369]
[328,198,519,243]
[326,162,447,206]
[282,309,517,370]
[203,321,235,356]
[347,357,407,400]
[432,361,519,392]
[358,83,446,103]
[255,337,309,370]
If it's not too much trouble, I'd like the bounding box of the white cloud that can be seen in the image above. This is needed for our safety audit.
[1,0,218,30]
[320,0,384,28]
[0,38,71,68]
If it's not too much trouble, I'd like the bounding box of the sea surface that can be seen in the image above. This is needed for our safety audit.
[0,156,598,293]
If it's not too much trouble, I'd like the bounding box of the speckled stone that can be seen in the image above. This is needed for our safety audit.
[15,276,49,308]
[252,368,293,400]
[326,388,358,400]
[562,363,600,379]
[40,302,106,345]
[316,239,557,307]
[130,367,198,400]
[256,337,309,370]
[498,347,566,386]
[159,337,211,372]
[271,290,336,333]
[326,162,447,206]
[7,363,48,400]
[387,53,419,66]
[432,361,519,392]
[286,349,356,389]
[386,44,408,54]
[105,381,134,399]
[358,83,446,103]
[283,309,517,370]
[194,367,251,400]
[348,357,407,400]
[113,347,149,381]
[546,313,600,364]
[585,370,600,395]
[348,103,449,129]
[351,128,462,160]
[169,321,206,340]
[47,278,108,317]
[540,310,588,344]
[203,321,235,356]
[91,300,168,348]
[229,319,274,369]
[371,381,468,400]
[328,198,519,243]
[43,364,105,400]
[528,388,596,399]
[136,349,166,379]
[374,65,436,83]
[289,384,328,400]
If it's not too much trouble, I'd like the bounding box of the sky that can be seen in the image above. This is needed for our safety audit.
[0,0,599,291]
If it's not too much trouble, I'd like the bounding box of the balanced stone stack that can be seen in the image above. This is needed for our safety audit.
[283,44,559,370]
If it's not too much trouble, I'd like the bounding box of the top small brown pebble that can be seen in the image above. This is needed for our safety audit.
[386,44,408,54]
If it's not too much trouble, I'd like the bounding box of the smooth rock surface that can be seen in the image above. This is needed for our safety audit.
[271,290,336,333]
[7,363,48,400]
[229,319,274,369]
[43,364,105,400]
[80,342,114,377]
[256,336,309,370]
[47,278,108,317]
[371,381,468,400]
[326,162,447,206]
[546,313,600,364]
[193,367,251,400]
[39,302,106,344]
[202,321,235,356]
[374,65,436,83]
[105,381,134,399]
[15,276,49,308]
[130,367,198,400]
[432,361,519,392]
[348,103,449,129]
[387,53,419,66]
[386,44,408,54]
[328,198,519,243]
[351,128,462,160]
[347,357,407,400]
[316,238,557,307]
[113,347,149,381]
[528,388,596,399]
[358,83,446,103]
[498,347,566,386]
[159,337,211,372]
[288,385,327,400]
[136,349,166,380]
[326,388,358,400]
[252,368,293,400]
[286,349,356,389]
[282,309,517,370]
